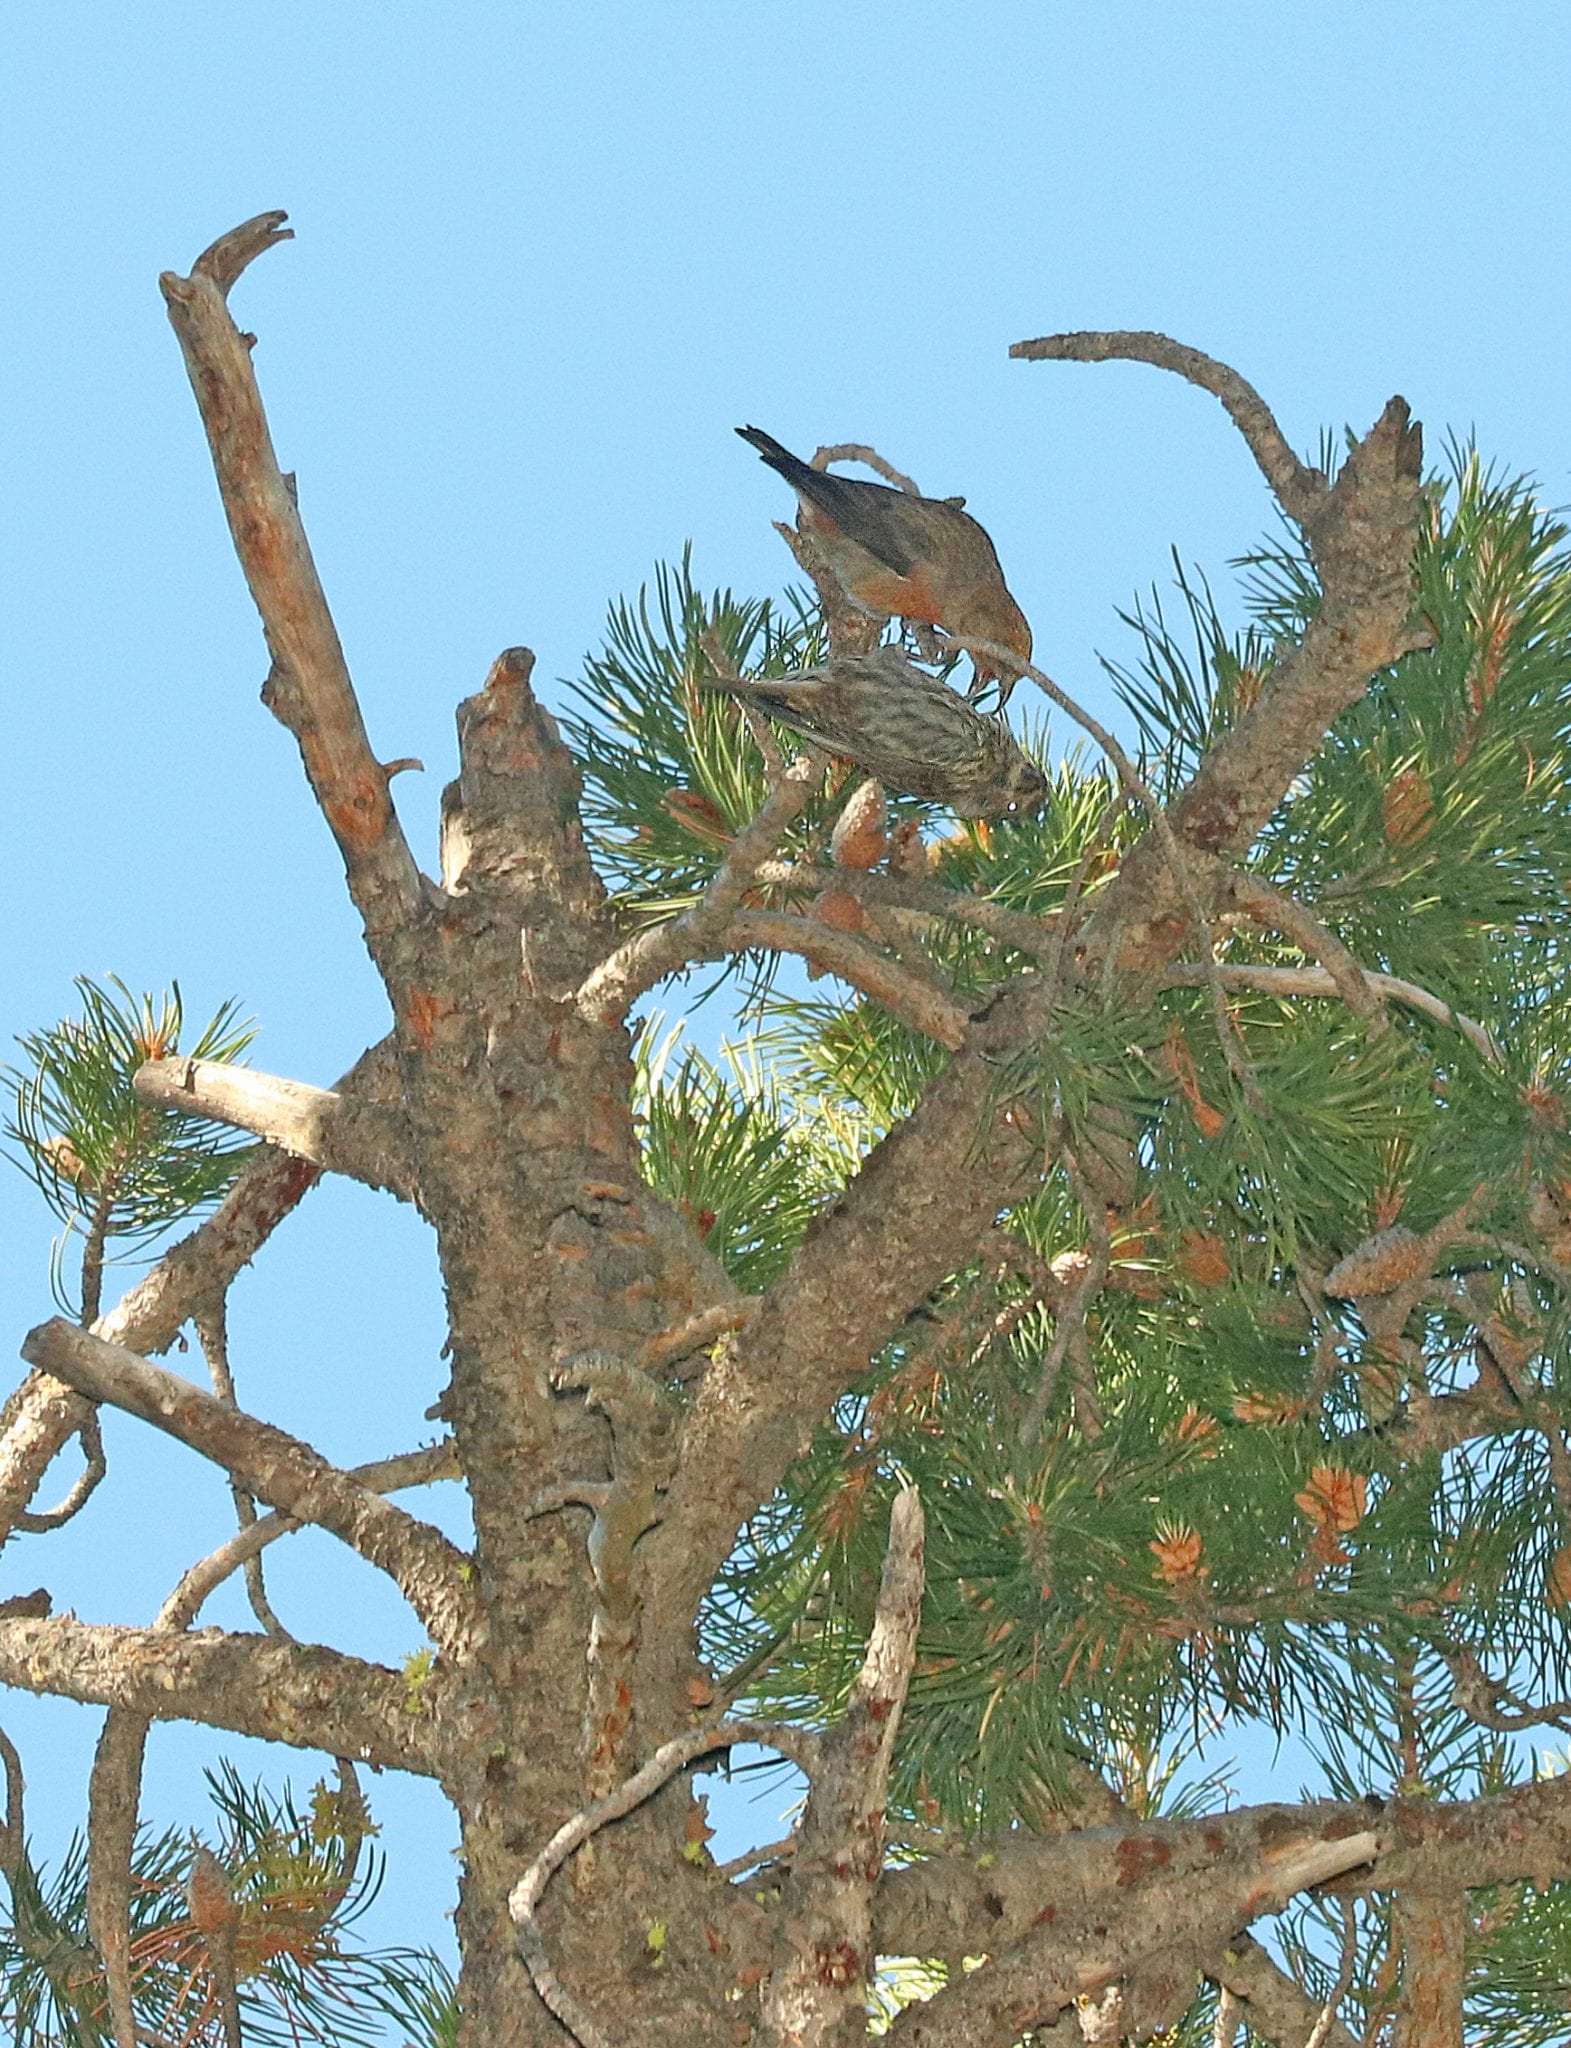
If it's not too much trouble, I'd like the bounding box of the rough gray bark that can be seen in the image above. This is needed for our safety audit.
[7,212,1540,2048]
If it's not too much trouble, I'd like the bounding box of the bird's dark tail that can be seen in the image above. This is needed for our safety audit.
[736,424,823,495]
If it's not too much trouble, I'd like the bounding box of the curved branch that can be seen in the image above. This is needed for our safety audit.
[699,910,972,1050]
[20,1320,480,1659]
[12,1409,105,1533]
[0,1615,442,1774]
[159,213,425,944]
[509,1718,818,2048]
[160,1440,460,1629]
[135,1055,416,1199]
[1009,328,1326,526]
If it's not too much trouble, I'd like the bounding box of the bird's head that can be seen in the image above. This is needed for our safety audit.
[964,589,1034,688]
[997,754,1049,819]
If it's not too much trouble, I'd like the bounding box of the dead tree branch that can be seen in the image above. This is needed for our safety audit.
[509,1718,819,2048]
[135,1055,415,1199]
[763,1485,924,2047]
[1009,329,1327,525]
[1163,961,1502,1061]
[159,213,425,946]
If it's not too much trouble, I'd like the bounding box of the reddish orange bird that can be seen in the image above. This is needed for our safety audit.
[737,426,1034,700]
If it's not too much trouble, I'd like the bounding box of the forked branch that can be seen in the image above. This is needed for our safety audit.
[20,1319,480,1657]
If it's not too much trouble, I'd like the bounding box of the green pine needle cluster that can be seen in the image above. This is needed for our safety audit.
[0,1763,454,2048]
[4,977,256,1319]
[588,447,1571,2037]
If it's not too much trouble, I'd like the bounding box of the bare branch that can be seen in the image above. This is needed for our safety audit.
[577,748,826,1021]
[764,1484,924,2047]
[811,442,921,494]
[194,1301,288,1637]
[21,1319,480,1657]
[0,1614,443,1773]
[1163,961,1503,1061]
[159,213,425,942]
[135,1054,415,1198]
[1009,328,1327,526]
[509,1718,818,2048]
[1227,870,1386,1028]
[750,859,1062,961]
[12,1408,105,1533]
[0,1719,24,1881]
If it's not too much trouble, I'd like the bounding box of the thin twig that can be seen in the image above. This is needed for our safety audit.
[938,627,1264,1107]
[510,1719,818,2048]
[13,1409,105,1534]
[195,1301,288,1637]
[1306,1897,1361,2048]
[1021,1151,1112,1445]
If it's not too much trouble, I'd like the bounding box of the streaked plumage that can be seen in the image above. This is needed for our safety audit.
[704,646,1047,821]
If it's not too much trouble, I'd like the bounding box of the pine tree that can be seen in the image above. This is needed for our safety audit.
[5,212,1571,2044]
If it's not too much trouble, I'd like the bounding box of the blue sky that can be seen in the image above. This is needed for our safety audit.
[4,0,1571,2015]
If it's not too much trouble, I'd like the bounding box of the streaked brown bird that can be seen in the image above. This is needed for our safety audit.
[737,425,1034,699]
[703,645,1047,821]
